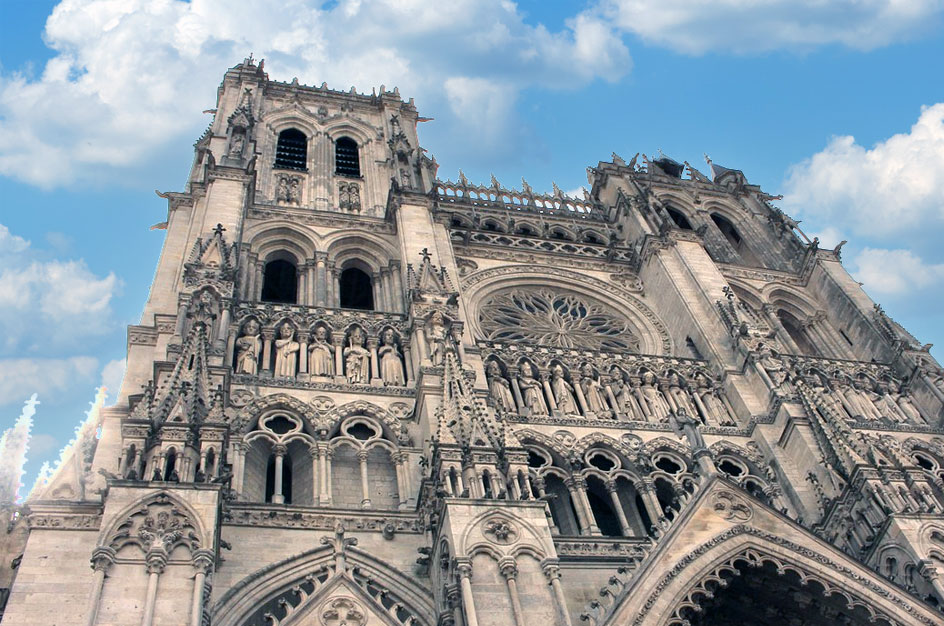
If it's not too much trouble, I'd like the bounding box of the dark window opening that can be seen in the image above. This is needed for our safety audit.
[265,453,293,504]
[347,423,376,441]
[339,267,374,310]
[915,454,934,471]
[587,453,615,472]
[164,449,178,481]
[275,128,307,170]
[261,259,298,304]
[840,329,855,346]
[685,336,704,360]
[667,208,693,230]
[264,415,295,435]
[655,456,682,474]
[586,486,622,537]
[718,459,744,477]
[335,137,361,177]
[654,479,677,519]
[635,492,653,534]
[711,213,742,244]
[527,451,545,468]
[777,310,820,356]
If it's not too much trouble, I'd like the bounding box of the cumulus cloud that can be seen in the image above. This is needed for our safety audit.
[0,357,98,405]
[0,0,630,187]
[851,248,944,296]
[783,103,944,239]
[601,0,944,54]
[100,358,126,402]
[0,223,119,351]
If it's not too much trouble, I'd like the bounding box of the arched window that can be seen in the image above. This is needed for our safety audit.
[261,258,298,304]
[164,448,178,482]
[275,128,307,170]
[777,310,820,356]
[339,267,373,310]
[335,137,361,177]
[667,208,693,230]
[711,213,761,266]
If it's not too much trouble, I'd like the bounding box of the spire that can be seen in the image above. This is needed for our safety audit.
[0,394,38,503]
[794,378,867,480]
[150,318,213,426]
[437,349,513,455]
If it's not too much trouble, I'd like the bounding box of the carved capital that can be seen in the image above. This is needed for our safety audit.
[272,444,288,457]
[499,557,518,580]
[454,558,473,580]
[145,550,168,575]
[90,546,116,572]
[541,559,562,581]
[191,549,215,574]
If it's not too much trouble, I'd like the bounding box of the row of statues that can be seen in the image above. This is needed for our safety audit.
[802,370,926,424]
[486,360,737,426]
[235,321,406,386]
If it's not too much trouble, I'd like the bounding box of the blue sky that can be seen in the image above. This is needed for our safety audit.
[1,0,944,494]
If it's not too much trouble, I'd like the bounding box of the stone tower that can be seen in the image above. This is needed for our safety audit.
[3,57,944,625]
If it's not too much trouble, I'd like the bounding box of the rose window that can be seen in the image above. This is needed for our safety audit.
[478,288,640,351]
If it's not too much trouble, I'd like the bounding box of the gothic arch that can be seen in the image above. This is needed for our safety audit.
[460,265,672,355]
[325,232,400,273]
[321,400,401,438]
[604,524,940,625]
[457,508,554,558]
[210,541,435,626]
[233,393,319,434]
[246,222,321,263]
[98,490,211,553]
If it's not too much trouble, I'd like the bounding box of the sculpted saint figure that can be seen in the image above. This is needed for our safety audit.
[757,345,787,388]
[276,176,290,203]
[894,384,925,423]
[274,324,300,378]
[518,362,548,416]
[486,361,516,412]
[426,311,447,366]
[639,371,671,422]
[229,132,244,156]
[693,372,733,425]
[670,408,706,451]
[379,329,405,386]
[234,320,262,375]
[612,372,644,419]
[666,372,696,416]
[580,364,608,414]
[551,364,579,414]
[344,328,371,384]
[308,326,334,376]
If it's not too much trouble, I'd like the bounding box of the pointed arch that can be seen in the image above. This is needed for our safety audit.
[97,490,211,553]
[210,543,434,626]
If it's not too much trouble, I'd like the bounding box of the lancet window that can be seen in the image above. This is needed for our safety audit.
[261,257,298,304]
[711,212,761,266]
[275,128,308,170]
[339,267,374,310]
[335,136,361,177]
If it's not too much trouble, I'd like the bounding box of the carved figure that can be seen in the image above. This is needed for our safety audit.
[580,364,608,414]
[288,177,301,205]
[666,372,696,416]
[400,167,413,189]
[229,132,244,156]
[851,376,883,420]
[895,384,925,423]
[274,324,299,378]
[518,362,548,416]
[308,326,334,376]
[639,371,670,421]
[379,329,405,385]
[426,311,447,366]
[757,345,787,388]
[694,373,734,425]
[612,372,644,419]
[234,320,262,375]
[551,364,579,414]
[276,176,290,203]
[486,361,516,412]
[671,408,706,451]
[344,328,370,384]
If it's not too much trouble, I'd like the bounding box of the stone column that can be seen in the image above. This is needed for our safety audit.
[232,441,247,496]
[638,480,664,529]
[403,342,415,384]
[541,372,559,413]
[307,263,316,305]
[141,551,167,626]
[605,480,633,537]
[357,449,371,508]
[368,337,381,384]
[216,306,231,343]
[455,559,479,626]
[372,271,384,311]
[390,260,404,312]
[572,379,590,416]
[499,558,524,626]
[542,561,574,626]
[332,335,345,381]
[189,550,214,626]
[315,253,328,306]
[533,477,558,534]
[298,331,309,375]
[565,477,591,535]
[224,327,238,369]
[174,301,190,337]
[328,262,338,307]
[261,328,275,374]
[85,547,116,626]
[573,477,600,535]
[394,452,408,509]
[318,444,331,505]
[254,262,264,301]
[271,444,286,504]
[297,270,307,306]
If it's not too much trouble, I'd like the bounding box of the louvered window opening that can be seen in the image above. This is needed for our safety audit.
[275,129,307,170]
[335,137,361,177]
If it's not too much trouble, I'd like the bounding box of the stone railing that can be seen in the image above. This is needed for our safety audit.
[553,537,650,561]
[478,342,738,427]
[433,178,606,221]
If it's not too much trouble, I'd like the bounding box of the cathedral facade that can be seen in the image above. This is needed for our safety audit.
[4,58,944,625]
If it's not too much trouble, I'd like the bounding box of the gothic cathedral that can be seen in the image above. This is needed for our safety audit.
[5,57,944,626]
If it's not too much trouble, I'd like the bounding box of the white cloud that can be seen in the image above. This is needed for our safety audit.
[0,223,119,351]
[851,247,944,296]
[100,358,126,402]
[0,0,630,188]
[602,0,943,54]
[0,357,98,405]
[783,103,944,239]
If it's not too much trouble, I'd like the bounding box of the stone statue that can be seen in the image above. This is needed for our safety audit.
[426,311,447,366]
[639,371,671,422]
[486,361,516,412]
[379,328,405,386]
[894,384,925,423]
[518,362,548,416]
[694,373,732,426]
[276,176,290,203]
[234,320,262,375]
[851,377,883,420]
[666,372,696,416]
[757,345,787,388]
[550,364,579,415]
[308,326,334,376]
[670,407,706,451]
[612,372,644,419]
[289,177,301,205]
[580,364,607,414]
[344,328,370,384]
[274,324,299,378]
[229,132,244,157]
